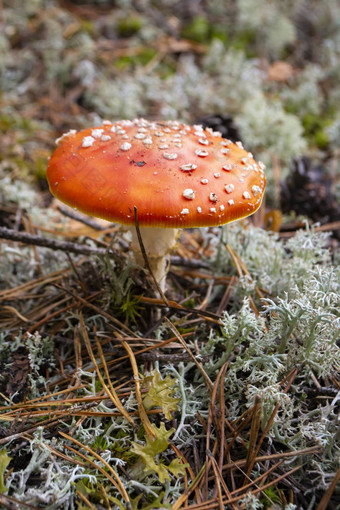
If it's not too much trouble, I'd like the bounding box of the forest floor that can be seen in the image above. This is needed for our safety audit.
[0,1,339,509]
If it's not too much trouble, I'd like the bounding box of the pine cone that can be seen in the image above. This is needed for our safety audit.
[281,156,339,228]
[195,114,242,143]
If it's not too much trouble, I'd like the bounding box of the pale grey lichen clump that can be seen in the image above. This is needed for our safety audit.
[238,0,297,58]
[6,428,88,510]
[280,65,325,118]
[174,224,339,492]
[236,91,307,180]
[0,177,73,289]
[0,176,40,209]
[1,224,338,506]
[219,222,335,298]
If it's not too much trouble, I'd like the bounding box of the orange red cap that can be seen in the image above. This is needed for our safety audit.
[47,119,266,228]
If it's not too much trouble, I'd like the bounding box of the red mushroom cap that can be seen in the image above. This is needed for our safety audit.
[47,119,266,228]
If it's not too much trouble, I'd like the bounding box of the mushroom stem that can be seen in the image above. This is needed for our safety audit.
[130,226,179,292]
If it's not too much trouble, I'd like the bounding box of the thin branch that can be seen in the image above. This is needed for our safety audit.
[57,205,107,230]
[0,226,107,257]
[0,226,209,269]
[170,255,210,270]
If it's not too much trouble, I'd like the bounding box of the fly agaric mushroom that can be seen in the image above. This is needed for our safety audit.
[47,119,265,291]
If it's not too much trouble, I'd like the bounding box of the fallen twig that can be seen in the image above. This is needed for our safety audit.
[0,226,210,268]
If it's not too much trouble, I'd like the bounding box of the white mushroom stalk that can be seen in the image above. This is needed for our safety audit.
[130,226,179,293]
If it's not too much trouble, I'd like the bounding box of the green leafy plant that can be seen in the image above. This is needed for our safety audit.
[0,449,11,494]
[130,491,172,510]
[131,423,187,483]
[142,370,180,419]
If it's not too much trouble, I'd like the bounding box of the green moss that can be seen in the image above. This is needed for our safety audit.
[80,19,97,37]
[34,156,48,180]
[0,115,12,132]
[114,55,133,70]
[95,379,103,392]
[120,292,143,324]
[229,30,257,56]
[302,113,331,149]
[158,60,177,79]
[0,114,35,134]
[181,15,212,43]
[76,479,104,506]
[136,48,157,66]
[314,128,329,149]
[302,112,321,135]
[181,16,228,45]
[181,296,195,308]
[114,48,157,70]
[260,486,283,507]
[91,435,109,451]
[116,16,143,38]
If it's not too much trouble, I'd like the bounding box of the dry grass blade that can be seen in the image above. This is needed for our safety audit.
[79,312,135,427]
[25,300,76,335]
[171,444,202,504]
[120,339,156,439]
[230,465,302,505]
[0,386,86,413]
[95,336,136,428]
[59,431,131,507]
[99,485,111,509]
[37,440,87,468]
[225,243,242,277]
[73,325,83,374]
[216,362,229,472]
[210,459,223,510]
[222,445,322,471]
[316,465,340,510]
[0,269,68,301]
[231,247,266,301]
[203,363,227,499]
[243,394,262,480]
[0,418,63,445]
[164,317,214,392]
[138,295,222,323]
[76,490,96,509]
[187,465,302,509]
[1,305,30,322]
[231,459,285,496]
[209,453,237,510]
[224,409,252,451]
[172,463,207,510]
[216,275,236,315]
[47,333,187,390]
[202,362,238,510]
